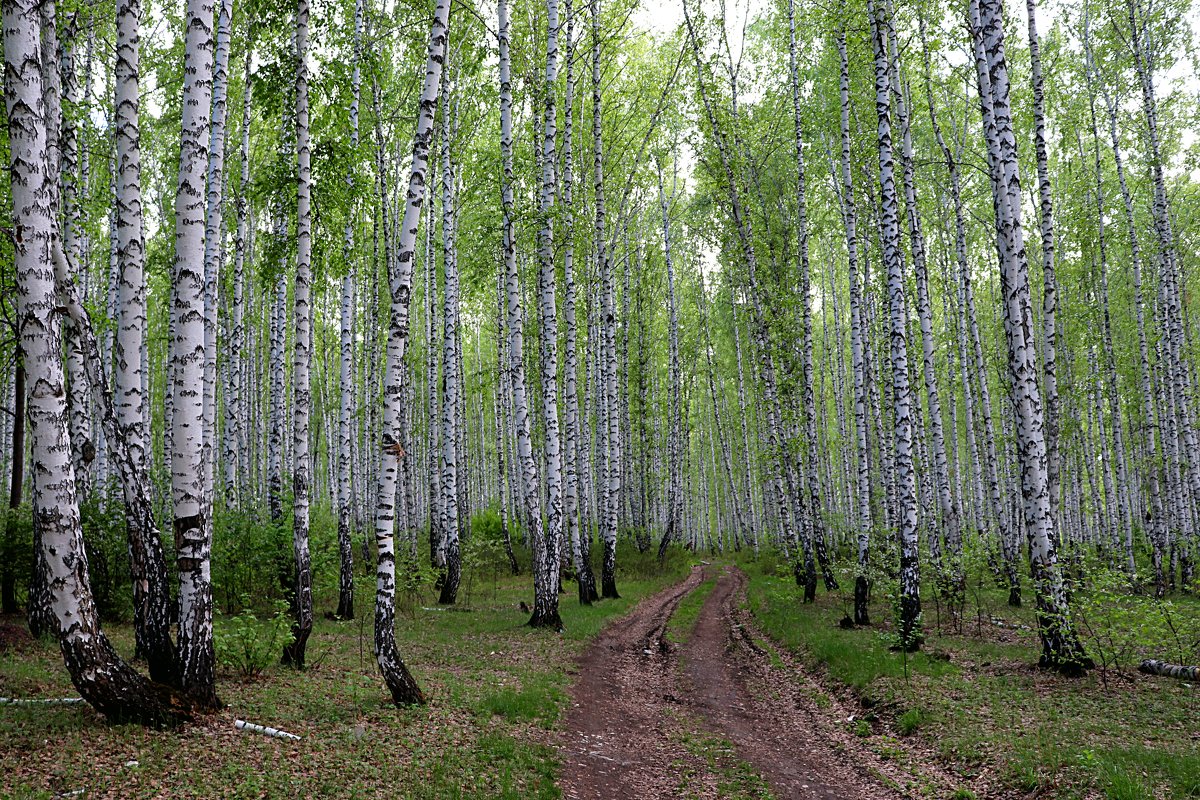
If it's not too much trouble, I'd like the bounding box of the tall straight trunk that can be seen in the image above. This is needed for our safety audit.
[172,0,219,708]
[336,0,362,619]
[973,0,1090,673]
[495,266,519,574]
[1024,0,1060,523]
[202,0,231,520]
[529,0,564,628]
[592,0,619,598]
[1083,74,1134,572]
[437,64,462,607]
[227,37,252,505]
[868,0,920,650]
[836,32,870,626]
[4,0,182,724]
[731,301,758,549]
[562,0,597,602]
[787,0,836,593]
[967,2,1022,605]
[283,0,314,668]
[372,0,448,708]
[656,160,682,563]
[888,24,960,593]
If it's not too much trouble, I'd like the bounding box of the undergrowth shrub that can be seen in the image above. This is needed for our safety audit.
[214,596,294,677]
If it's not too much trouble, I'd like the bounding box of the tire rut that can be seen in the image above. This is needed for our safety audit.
[561,564,962,799]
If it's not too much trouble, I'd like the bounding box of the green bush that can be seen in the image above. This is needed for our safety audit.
[214,596,294,677]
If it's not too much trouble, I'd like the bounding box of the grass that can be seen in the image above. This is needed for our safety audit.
[675,727,775,800]
[0,547,689,799]
[741,556,1200,800]
[665,575,717,645]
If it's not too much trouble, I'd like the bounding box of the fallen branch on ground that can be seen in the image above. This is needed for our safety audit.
[0,697,85,706]
[235,719,301,741]
[1138,659,1198,681]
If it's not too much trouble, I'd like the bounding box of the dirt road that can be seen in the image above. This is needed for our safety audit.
[559,564,957,799]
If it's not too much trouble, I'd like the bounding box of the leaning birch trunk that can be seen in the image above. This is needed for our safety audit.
[562,0,597,602]
[372,0,451,706]
[114,0,177,684]
[172,0,220,708]
[1090,6,1166,588]
[4,0,183,725]
[868,0,920,650]
[336,0,363,620]
[495,266,519,575]
[438,64,462,607]
[974,0,1090,673]
[1083,47,1134,573]
[592,0,619,599]
[836,31,871,626]
[283,0,315,668]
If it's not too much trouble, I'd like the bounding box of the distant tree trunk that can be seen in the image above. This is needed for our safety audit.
[2,365,24,615]
[336,0,363,620]
[227,35,252,506]
[836,32,871,626]
[372,0,450,708]
[656,159,682,564]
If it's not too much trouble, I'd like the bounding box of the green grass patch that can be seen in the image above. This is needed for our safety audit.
[665,576,717,645]
[676,728,775,799]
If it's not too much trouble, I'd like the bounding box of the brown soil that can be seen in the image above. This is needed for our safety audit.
[559,565,962,799]
[0,619,34,654]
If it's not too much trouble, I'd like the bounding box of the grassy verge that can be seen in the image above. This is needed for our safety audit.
[0,547,688,799]
[741,557,1200,800]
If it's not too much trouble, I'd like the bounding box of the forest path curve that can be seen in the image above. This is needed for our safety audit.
[558,564,959,799]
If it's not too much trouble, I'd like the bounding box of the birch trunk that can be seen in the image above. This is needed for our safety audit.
[282,0,314,668]
[593,0,619,598]
[438,64,462,606]
[172,0,219,708]
[336,0,363,619]
[868,0,920,650]
[372,0,450,708]
[5,0,183,724]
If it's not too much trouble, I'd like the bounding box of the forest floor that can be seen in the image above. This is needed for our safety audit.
[559,563,965,799]
[0,551,691,799]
